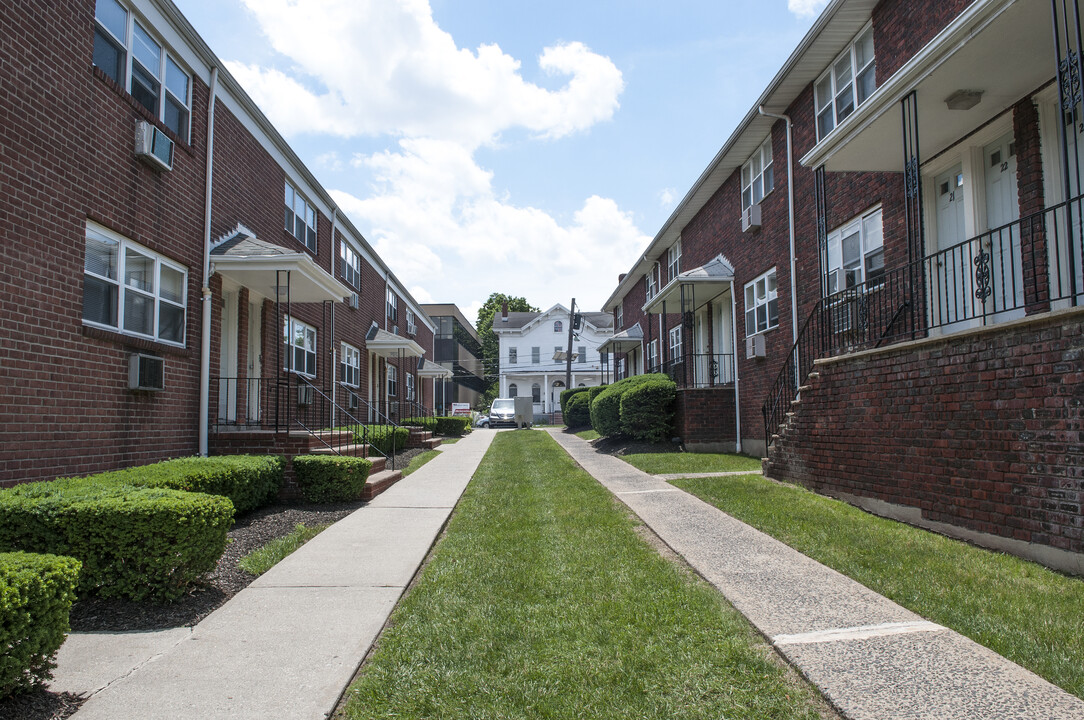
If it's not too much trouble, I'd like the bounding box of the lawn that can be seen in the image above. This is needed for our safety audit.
[440,437,461,444]
[239,522,331,576]
[574,428,600,440]
[338,431,830,719]
[621,451,762,475]
[402,449,440,477]
[673,474,1084,700]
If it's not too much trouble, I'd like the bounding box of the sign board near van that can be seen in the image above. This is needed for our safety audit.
[450,403,472,416]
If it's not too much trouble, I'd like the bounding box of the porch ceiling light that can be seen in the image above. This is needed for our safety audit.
[945,89,983,111]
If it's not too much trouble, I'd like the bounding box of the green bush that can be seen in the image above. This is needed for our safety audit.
[587,385,607,403]
[433,416,471,436]
[560,387,590,415]
[564,393,592,428]
[292,455,373,503]
[620,376,677,442]
[78,455,283,515]
[0,552,81,698]
[0,478,233,602]
[348,425,409,455]
[590,375,668,438]
[401,416,437,431]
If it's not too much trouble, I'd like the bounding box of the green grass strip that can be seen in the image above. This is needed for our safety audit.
[341,431,827,719]
[574,429,600,440]
[402,450,440,477]
[238,522,331,577]
[622,452,761,475]
[672,474,1084,700]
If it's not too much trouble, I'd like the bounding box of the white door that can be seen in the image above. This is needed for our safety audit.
[217,291,238,422]
[932,164,969,325]
[246,300,262,423]
[983,134,1024,321]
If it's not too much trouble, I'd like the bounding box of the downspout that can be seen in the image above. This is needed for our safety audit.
[198,66,219,457]
[329,209,338,429]
[758,107,799,346]
[729,280,742,454]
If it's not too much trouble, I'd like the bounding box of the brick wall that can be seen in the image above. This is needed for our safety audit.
[872,0,975,81]
[765,309,1084,568]
[676,388,737,451]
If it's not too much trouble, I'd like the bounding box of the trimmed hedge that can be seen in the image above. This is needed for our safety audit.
[0,478,233,602]
[348,425,409,455]
[75,455,284,515]
[0,552,81,698]
[401,416,437,431]
[559,387,590,416]
[401,416,471,436]
[564,392,591,428]
[590,374,670,438]
[619,376,677,442]
[292,456,373,503]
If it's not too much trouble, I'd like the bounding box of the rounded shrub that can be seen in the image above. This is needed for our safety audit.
[292,455,373,503]
[564,392,591,428]
[432,416,471,436]
[0,552,81,698]
[559,387,590,416]
[589,374,670,438]
[619,376,677,443]
[0,478,233,602]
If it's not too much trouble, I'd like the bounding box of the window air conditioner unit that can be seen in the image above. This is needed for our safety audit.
[297,385,314,406]
[741,203,762,233]
[134,120,174,171]
[348,392,359,411]
[129,353,165,391]
[349,293,359,309]
[745,334,766,360]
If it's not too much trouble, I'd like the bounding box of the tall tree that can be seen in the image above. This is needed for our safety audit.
[476,293,538,406]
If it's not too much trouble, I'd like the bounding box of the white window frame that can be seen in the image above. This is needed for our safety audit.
[825,206,885,296]
[667,240,682,282]
[615,305,623,330]
[283,316,317,377]
[387,364,398,397]
[340,342,360,387]
[744,268,779,337]
[386,290,398,323]
[814,22,876,140]
[531,346,541,364]
[83,222,187,346]
[406,309,417,335]
[531,383,541,403]
[339,241,361,289]
[617,357,626,379]
[554,320,563,333]
[284,181,317,252]
[647,339,659,370]
[668,326,682,360]
[406,372,415,401]
[508,347,517,364]
[509,383,518,397]
[741,137,774,210]
[577,345,586,363]
[92,0,191,142]
[645,271,657,301]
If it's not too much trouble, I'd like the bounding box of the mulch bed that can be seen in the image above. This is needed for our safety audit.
[2,447,428,720]
[574,431,680,457]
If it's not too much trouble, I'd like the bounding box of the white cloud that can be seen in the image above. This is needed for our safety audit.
[314,152,344,172]
[787,0,829,18]
[658,188,677,208]
[230,0,624,147]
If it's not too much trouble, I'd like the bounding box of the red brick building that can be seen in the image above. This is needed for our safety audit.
[601,0,1083,573]
[0,0,443,488]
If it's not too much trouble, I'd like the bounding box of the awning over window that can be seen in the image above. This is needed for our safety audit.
[598,322,644,354]
[365,324,425,358]
[644,255,734,314]
[210,227,349,303]
[416,357,453,378]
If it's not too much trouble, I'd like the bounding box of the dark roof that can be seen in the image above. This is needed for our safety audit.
[493,312,538,330]
[211,231,293,258]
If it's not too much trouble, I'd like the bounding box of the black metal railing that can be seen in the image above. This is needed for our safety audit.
[660,353,736,389]
[763,194,1084,449]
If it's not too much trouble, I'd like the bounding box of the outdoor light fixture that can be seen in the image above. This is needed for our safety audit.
[945,89,983,111]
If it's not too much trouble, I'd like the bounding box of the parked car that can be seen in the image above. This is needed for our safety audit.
[475,413,491,428]
[489,398,517,428]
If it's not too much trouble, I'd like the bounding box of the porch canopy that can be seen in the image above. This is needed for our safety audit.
[801,0,1054,172]
[210,227,349,303]
[365,324,425,358]
[597,322,643,355]
[644,255,735,314]
[416,357,453,379]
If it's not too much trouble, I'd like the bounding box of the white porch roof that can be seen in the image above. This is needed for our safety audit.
[365,325,425,358]
[210,227,349,303]
[644,256,735,314]
[598,322,644,354]
[416,358,453,378]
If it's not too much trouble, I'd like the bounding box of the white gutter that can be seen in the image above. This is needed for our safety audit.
[198,66,219,457]
[758,108,800,348]
[730,281,742,454]
[330,208,338,430]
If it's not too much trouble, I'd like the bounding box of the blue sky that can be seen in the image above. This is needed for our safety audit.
[175,0,827,324]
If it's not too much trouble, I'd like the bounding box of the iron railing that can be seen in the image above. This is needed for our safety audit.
[763,194,1084,449]
[659,353,736,389]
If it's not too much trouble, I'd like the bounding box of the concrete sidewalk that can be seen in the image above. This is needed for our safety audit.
[50,430,494,720]
[547,429,1084,720]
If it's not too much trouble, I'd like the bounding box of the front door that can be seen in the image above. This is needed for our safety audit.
[217,291,238,422]
[983,134,1024,321]
[932,164,969,326]
[246,300,262,423]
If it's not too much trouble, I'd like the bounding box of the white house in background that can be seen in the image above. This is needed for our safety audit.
[493,304,614,415]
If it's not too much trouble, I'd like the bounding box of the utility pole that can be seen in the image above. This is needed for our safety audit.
[565,297,575,392]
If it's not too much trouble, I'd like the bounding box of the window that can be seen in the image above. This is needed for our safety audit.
[617,357,626,379]
[406,372,415,401]
[340,343,360,387]
[386,290,398,323]
[554,320,563,333]
[600,351,609,366]
[83,223,187,345]
[93,0,191,141]
[815,23,875,140]
[406,309,416,335]
[509,383,518,397]
[578,346,586,363]
[669,326,682,359]
[284,316,317,377]
[615,305,623,330]
[340,242,361,289]
[554,346,562,359]
[646,267,658,300]
[667,240,681,282]
[508,347,517,364]
[744,268,779,336]
[531,383,541,403]
[532,346,540,364]
[741,137,774,210]
[284,182,317,252]
[647,339,659,370]
[825,207,884,295]
[386,364,398,397]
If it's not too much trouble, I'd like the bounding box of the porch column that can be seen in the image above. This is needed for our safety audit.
[1053,0,1083,307]
[543,373,549,412]
[901,91,928,338]
[706,303,715,387]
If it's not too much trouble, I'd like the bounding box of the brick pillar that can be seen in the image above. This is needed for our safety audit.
[1013,98,1050,314]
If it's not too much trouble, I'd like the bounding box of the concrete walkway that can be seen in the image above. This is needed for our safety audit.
[655,469,762,480]
[547,429,1084,720]
[50,430,494,720]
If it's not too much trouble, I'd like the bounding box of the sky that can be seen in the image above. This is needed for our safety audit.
[175,0,829,325]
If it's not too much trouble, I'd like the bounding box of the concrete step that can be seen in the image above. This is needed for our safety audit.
[368,456,386,473]
[422,437,442,449]
[308,443,369,457]
[361,468,402,501]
